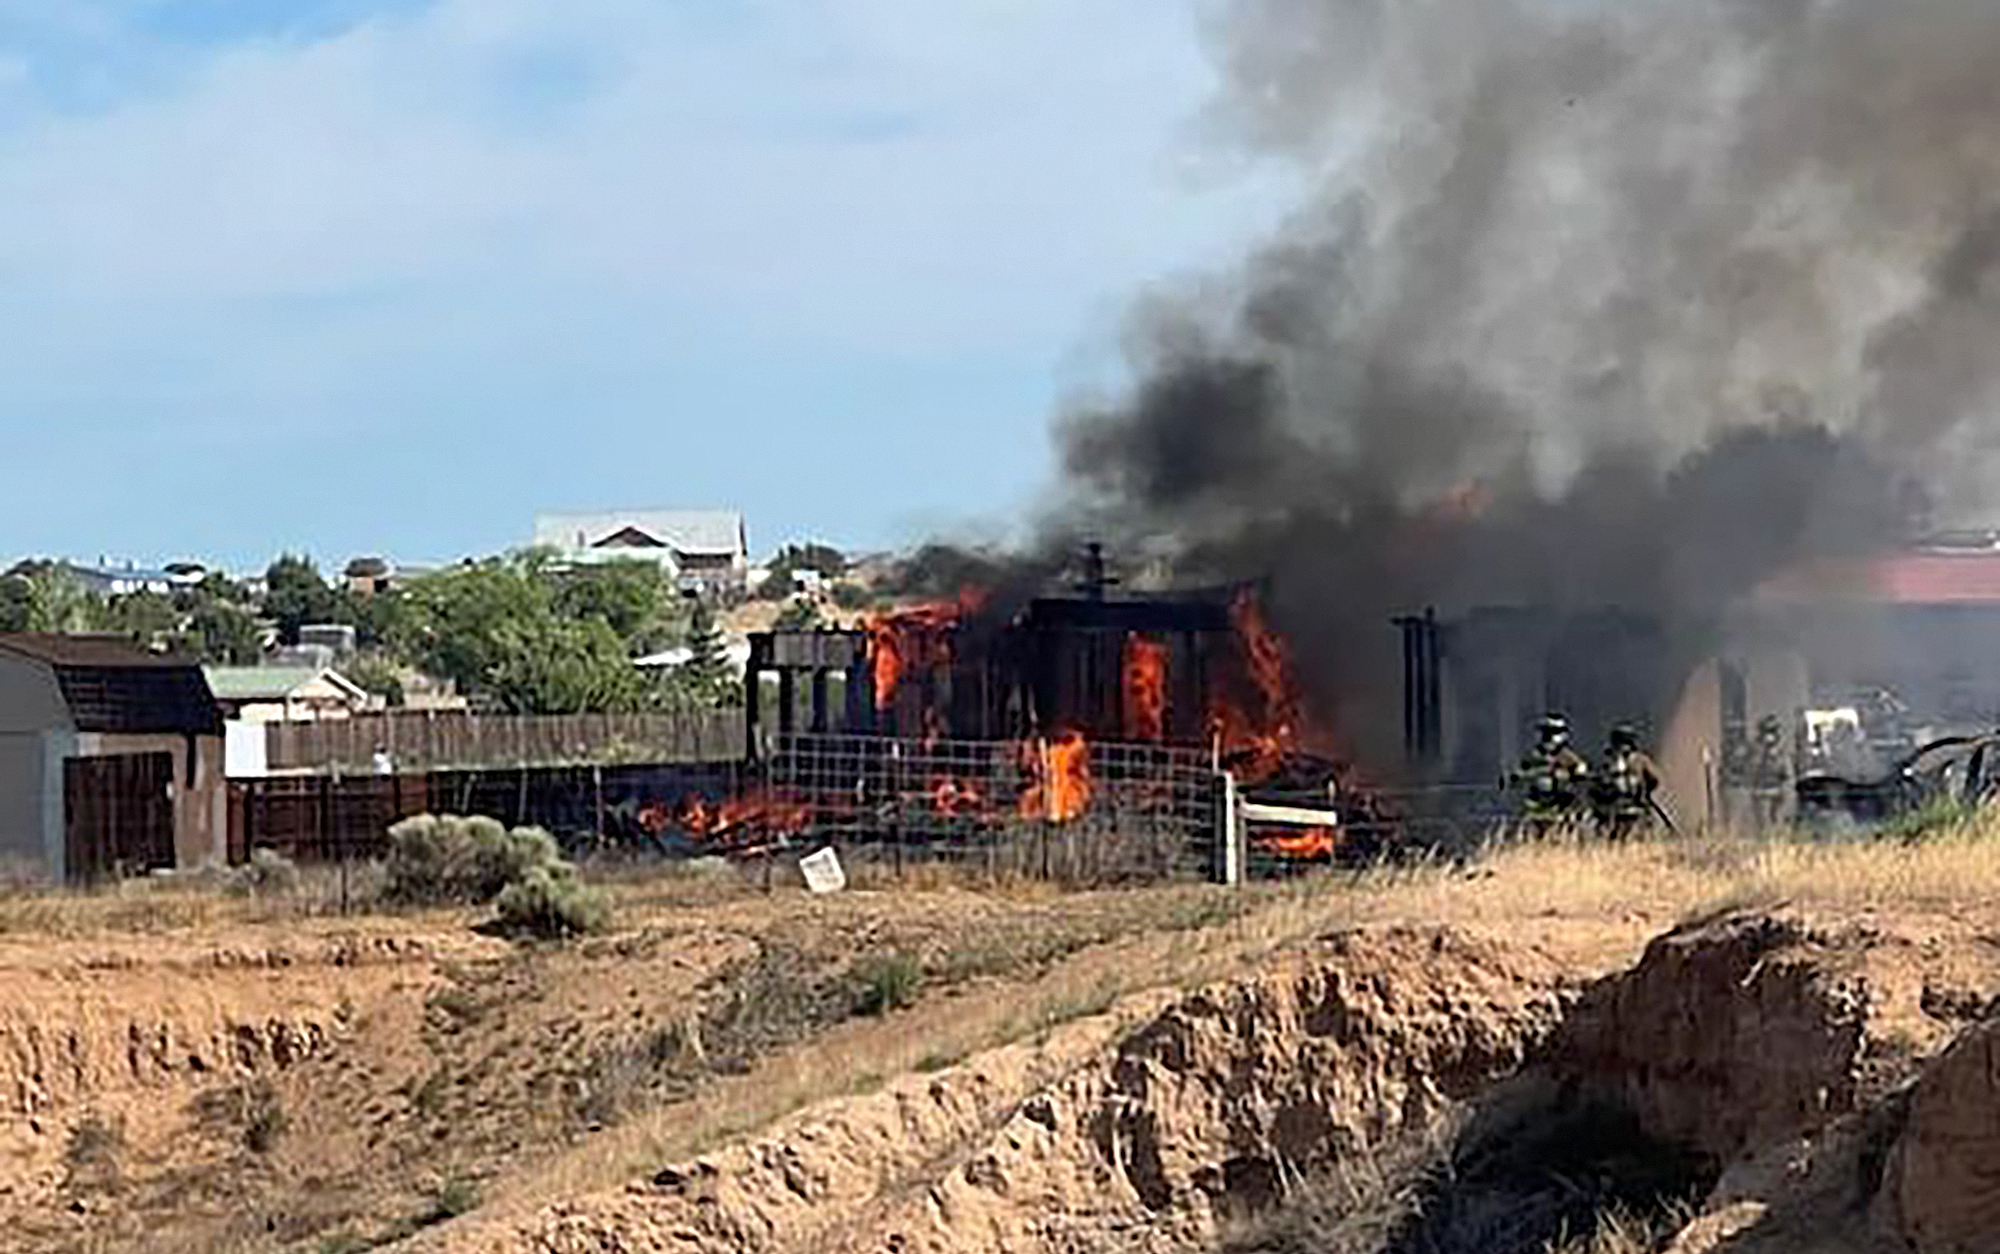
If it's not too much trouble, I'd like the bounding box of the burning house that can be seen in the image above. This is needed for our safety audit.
[717,546,1354,874]
[743,589,1237,750]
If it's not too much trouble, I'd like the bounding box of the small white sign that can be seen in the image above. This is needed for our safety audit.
[799,847,846,894]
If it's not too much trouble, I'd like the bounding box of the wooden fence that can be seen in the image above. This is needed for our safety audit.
[262,710,744,774]
[230,761,748,864]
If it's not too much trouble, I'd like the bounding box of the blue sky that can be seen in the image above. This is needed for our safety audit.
[0,0,1285,572]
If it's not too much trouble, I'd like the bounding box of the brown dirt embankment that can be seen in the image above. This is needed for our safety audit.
[415,898,2000,1254]
[412,927,1573,1254]
[0,926,496,1252]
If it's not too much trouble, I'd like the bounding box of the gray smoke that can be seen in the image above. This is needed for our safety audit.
[887,1,2000,770]
[1172,0,2000,498]
[1018,0,2000,768]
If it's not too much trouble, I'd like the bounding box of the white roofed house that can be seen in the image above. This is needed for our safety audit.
[533,510,749,596]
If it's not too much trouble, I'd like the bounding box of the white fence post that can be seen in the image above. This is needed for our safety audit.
[1217,771,1243,887]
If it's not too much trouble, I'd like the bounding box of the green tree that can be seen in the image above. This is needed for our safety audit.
[183,597,265,664]
[341,651,406,707]
[393,555,653,714]
[487,616,648,714]
[263,555,342,644]
[0,564,103,634]
[339,586,406,649]
[678,599,738,706]
[553,559,684,654]
[0,576,33,633]
[102,592,181,649]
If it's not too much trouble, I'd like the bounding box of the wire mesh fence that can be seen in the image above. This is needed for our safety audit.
[764,734,1225,883]
[231,739,1225,886]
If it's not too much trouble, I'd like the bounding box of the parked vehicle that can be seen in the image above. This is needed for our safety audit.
[1794,733,2000,829]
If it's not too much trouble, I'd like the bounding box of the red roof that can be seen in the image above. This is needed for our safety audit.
[1757,551,2000,606]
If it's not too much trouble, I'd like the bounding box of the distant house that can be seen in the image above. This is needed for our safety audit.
[0,634,227,882]
[344,556,393,596]
[533,510,750,595]
[61,562,198,598]
[204,665,374,723]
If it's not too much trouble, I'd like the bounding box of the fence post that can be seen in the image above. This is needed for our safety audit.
[242,779,258,863]
[890,741,904,881]
[319,771,334,864]
[1217,772,1243,887]
[593,764,606,848]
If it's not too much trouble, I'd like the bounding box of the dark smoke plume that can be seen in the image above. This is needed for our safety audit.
[927,0,2000,768]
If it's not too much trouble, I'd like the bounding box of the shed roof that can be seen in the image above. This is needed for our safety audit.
[534,510,745,557]
[0,634,222,735]
[203,666,332,702]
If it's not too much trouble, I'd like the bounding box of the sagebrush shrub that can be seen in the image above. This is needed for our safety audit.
[494,864,611,939]
[384,813,612,940]
[385,815,564,904]
[242,847,301,895]
[851,951,923,1016]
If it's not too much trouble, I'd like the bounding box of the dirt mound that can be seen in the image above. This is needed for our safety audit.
[1873,1019,2000,1254]
[1550,908,2000,1254]
[1555,911,1883,1162]
[0,929,485,1252]
[426,907,2000,1254]
[413,927,1571,1254]
[0,934,453,1118]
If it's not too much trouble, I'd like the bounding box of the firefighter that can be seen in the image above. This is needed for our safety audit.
[1749,713,1793,829]
[1506,713,1591,830]
[1592,723,1662,841]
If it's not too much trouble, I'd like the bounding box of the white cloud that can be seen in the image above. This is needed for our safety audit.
[0,0,1292,563]
[0,0,1280,352]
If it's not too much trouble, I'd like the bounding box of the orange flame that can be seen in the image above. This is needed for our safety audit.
[676,791,811,845]
[1123,635,1169,742]
[1231,590,1300,739]
[1019,730,1093,823]
[1208,591,1308,783]
[865,592,983,711]
[930,776,983,817]
[1255,827,1338,861]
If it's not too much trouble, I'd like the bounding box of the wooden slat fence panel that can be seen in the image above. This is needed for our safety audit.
[230,762,745,865]
[263,710,744,774]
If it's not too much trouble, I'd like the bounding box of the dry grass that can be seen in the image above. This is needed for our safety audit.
[0,860,398,937]
[493,877,1333,1215]
[489,814,2000,1220]
[1337,814,2000,933]
[25,812,2000,1252]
